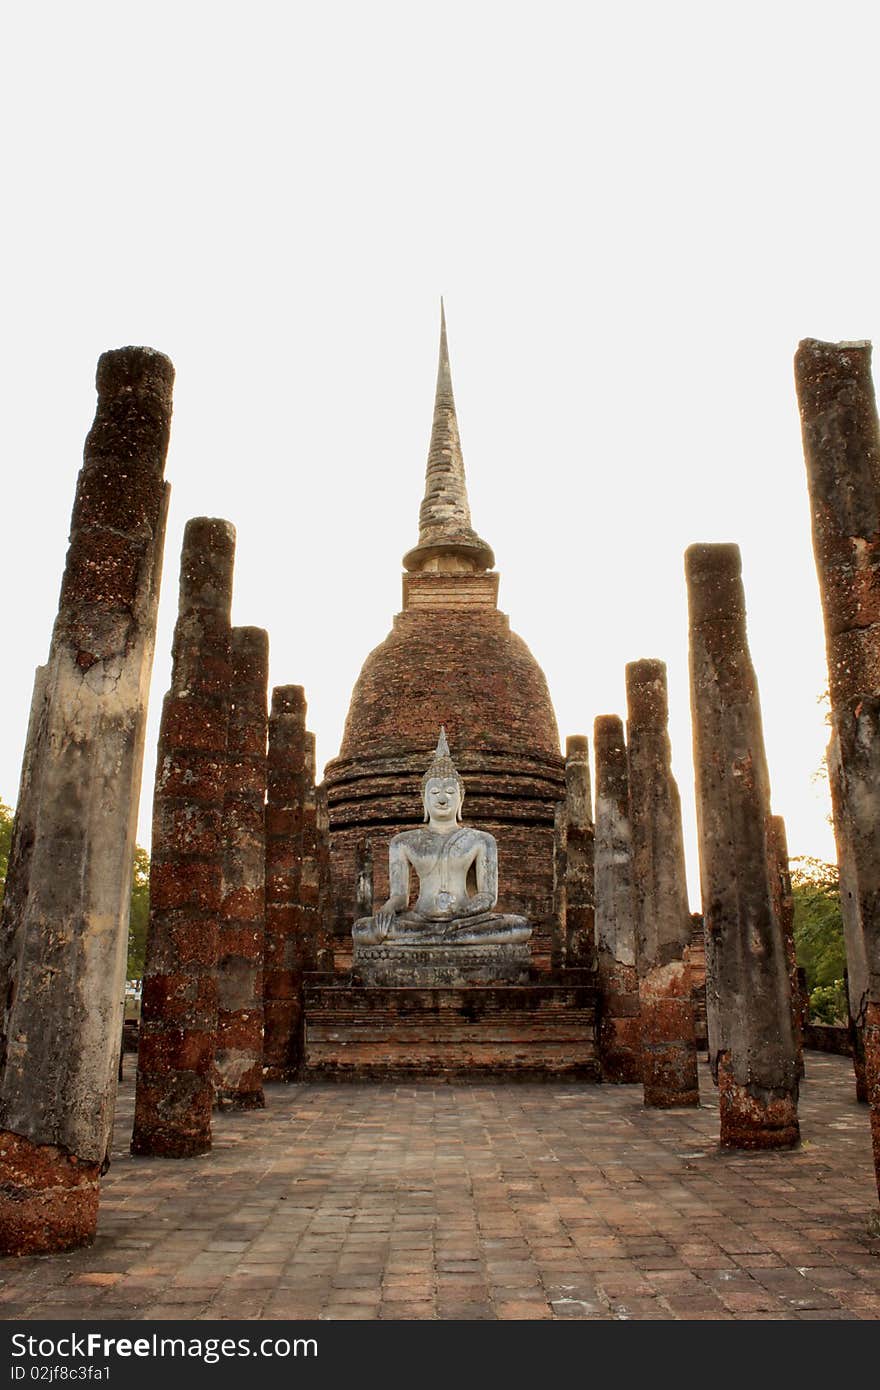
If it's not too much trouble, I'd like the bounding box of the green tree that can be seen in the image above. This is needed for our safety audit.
[0,799,13,909]
[791,855,847,1023]
[128,845,150,982]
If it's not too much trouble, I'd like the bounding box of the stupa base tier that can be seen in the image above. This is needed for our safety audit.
[301,975,600,1081]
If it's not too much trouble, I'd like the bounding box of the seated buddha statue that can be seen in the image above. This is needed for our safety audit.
[352,729,532,947]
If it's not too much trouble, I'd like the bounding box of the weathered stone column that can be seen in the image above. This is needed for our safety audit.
[315,783,334,972]
[594,715,641,1082]
[215,627,269,1110]
[686,544,799,1148]
[562,736,596,969]
[131,517,235,1158]
[688,914,709,1050]
[625,659,699,1108]
[551,802,567,970]
[263,686,306,1081]
[769,814,806,1081]
[795,339,880,1193]
[0,347,173,1253]
[828,730,870,1101]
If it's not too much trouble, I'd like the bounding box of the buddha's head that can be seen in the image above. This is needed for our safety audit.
[423,775,464,826]
[421,727,465,824]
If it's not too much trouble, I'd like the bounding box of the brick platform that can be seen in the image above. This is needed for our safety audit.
[1,1054,879,1321]
[302,976,600,1081]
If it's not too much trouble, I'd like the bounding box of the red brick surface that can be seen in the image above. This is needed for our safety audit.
[2,1054,878,1320]
[302,978,600,1081]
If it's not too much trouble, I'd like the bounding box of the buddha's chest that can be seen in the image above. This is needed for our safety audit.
[407,836,479,886]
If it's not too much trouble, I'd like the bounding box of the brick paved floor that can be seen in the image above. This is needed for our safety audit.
[1,1054,878,1321]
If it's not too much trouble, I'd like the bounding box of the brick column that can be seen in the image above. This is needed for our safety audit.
[0,348,172,1252]
[263,686,306,1081]
[625,659,699,1108]
[562,736,595,969]
[215,626,269,1110]
[828,730,870,1102]
[131,518,235,1157]
[315,783,334,972]
[795,338,880,1196]
[769,815,806,1081]
[686,544,799,1148]
[594,715,641,1082]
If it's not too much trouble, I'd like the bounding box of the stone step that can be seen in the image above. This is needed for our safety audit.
[302,978,600,1082]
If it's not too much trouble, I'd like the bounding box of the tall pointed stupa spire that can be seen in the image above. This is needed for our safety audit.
[402,301,495,573]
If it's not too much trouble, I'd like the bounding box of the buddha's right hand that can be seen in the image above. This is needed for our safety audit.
[373,908,396,941]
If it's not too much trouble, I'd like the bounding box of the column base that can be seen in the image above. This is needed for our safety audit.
[717,1054,800,1149]
[600,1019,643,1084]
[639,980,700,1107]
[598,959,642,1083]
[0,1131,100,1255]
[130,1076,213,1158]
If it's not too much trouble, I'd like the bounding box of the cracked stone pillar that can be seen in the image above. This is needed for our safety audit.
[0,347,173,1252]
[315,784,334,971]
[828,730,870,1102]
[594,715,641,1082]
[625,659,699,1108]
[562,736,596,969]
[686,544,799,1148]
[688,914,709,1050]
[215,627,269,1110]
[769,815,806,1081]
[795,339,880,1194]
[131,517,235,1158]
[263,686,307,1081]
[284,733,322,1069]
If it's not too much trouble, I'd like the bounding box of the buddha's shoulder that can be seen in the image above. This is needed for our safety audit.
[453,825,497,851]
[389,828,434,851]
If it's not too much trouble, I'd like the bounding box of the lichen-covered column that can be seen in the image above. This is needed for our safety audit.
[769,814,806,1081]
[562,736,596,969]
[215,626,269,1110]
[686,544,799,1148]
[795,339,880,1193]
[625,659,699,1108]
[594,715,641,1082]
[131,518,235,1157]
[263,686,306,1081]
[828,730,870,1102]
[0,347,173,1253]
[298,734,320,969]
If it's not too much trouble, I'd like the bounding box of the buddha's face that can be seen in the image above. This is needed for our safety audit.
[423,776,463,826]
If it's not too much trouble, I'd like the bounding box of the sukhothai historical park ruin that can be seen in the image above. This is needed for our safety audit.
[0,311,879,1323]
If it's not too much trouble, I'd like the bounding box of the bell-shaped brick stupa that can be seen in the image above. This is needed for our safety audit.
[323,304,564,967]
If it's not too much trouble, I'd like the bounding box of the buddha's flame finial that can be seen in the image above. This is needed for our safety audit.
[422,726,462,791]
[402,302,495,573]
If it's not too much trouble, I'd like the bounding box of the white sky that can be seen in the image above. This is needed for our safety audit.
[3,1,876,905]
